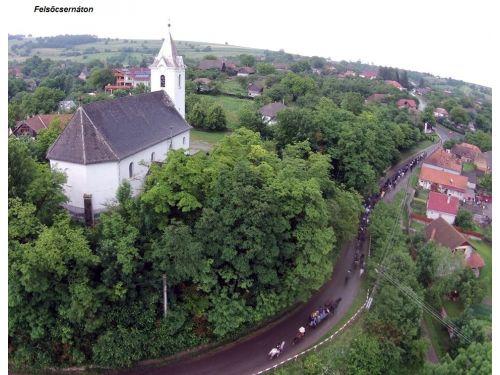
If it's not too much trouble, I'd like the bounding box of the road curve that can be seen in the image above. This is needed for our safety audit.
[118,144,440,375]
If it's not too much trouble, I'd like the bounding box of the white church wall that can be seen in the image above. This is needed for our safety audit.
[118,130,190,195]
[150,66,185,118]
[50,160,119,210]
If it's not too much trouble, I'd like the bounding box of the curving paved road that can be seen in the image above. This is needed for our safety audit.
[118,144,441,375]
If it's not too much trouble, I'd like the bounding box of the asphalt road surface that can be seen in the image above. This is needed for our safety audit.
[118,144,441,375]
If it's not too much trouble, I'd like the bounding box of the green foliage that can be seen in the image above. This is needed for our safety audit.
[113,89,129,98]
[341,91,364,115]
[281,73,317,102]
[20,86,65,115]
[238,105,271,138]
[346,336,400,375]
[87,68,115,90]
[449,106,468,124]
[424,342,491,375]
[8,138,67,225]
[256,62,276,75]
[290,60,311,73]
[454,209,474,230]
[477,174,491,193]
[464,130,492,152]
[186,95,227,131]
[32,117,63,161]
[239,54,255,67]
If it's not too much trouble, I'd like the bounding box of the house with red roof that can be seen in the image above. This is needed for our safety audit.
[426,191,460,224]
[385,80,404,90]
[419,166,468,201]
[465,252,485,277]
[396,98,417,110]
[433,107,448,118]
[13,114,73,138]
[425,217,475,258]
[451,143,482,163]
[105,68,151,93]
[422,147,462,175]
[359,71,377,80]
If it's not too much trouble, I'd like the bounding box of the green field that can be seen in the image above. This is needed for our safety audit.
[209,95,253,129]
[423,310,448,360]
[8,37,265,63]
[220,79,248,96]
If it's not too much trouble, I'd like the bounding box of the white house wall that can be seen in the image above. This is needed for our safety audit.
[426,210,456,225]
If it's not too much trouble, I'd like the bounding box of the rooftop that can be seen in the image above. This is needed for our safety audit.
[419,166,468,192]
[427,191,460,215]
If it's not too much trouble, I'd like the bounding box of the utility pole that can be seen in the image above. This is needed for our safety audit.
[163,274,167,318]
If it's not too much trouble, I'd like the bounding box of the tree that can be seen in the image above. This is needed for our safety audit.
[20,86,65,115]
[255,63,276,75]
[477,174,491,193]
[454,209,474,230]
[464,130,492,151]
[204,104,227,130]
[346,336,400,375]
[274,108,316,149]
[449,106,469,124]
[87,68,115,90]
[290,60,311,73]
[113,89,129,98]
[239,54,255,67]
[238,106,270,138]
[32,118,63,162]
[341,92,364,115]
[424,342,491,375]
[281,73,317,102]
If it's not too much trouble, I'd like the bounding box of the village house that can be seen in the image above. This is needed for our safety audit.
[419,166,468,201]
[426,191,460,224]
[396,98,417,110]
[13,114,72,138]
[451,143,482,163]
[47,28,190,221]
[273,63,289,72]
[422,147,462,175]
[338,70,357,78]
[104,67,151,94]
[474,151,491,175]
[237,66,256,77]
[197,59,226,71]
[58,100,76,112]
[248,82,263,97]
[385,80,404,90]
[425,217,485,277]
[359,71,377,79]
[433,107,448,118]
[260,101,286,125]
[78,67,89,81]
[193,77,212,93]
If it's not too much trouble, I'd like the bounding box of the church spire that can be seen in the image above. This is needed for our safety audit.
[152,21,183,68]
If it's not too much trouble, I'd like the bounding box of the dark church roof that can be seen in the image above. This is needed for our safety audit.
[47,91,191,165]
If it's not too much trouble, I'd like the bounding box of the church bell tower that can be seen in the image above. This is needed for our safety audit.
[150,23,185,118]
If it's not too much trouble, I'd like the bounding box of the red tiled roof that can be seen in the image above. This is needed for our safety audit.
[425,217,472,250]
[466,252,485,269]
[434,107,448,115]
[385,80,403,89]
[14,114,72,135]
[397,98,417,109]
[424,148,462,173]
[419,166,468,192]
[427,191,459,215]
[361,71,377,78]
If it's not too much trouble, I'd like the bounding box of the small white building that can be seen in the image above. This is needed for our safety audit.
[47,28,190,220]
[426,191,459,224]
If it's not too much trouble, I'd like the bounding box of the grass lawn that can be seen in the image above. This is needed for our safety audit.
[462,162,476,173]
[414,188,429,201]
[442,299,464,319]
[210,95,253,129]
[410,220,425,232]
[470,240,492,299]
[423,310,449,360]
[411,200,427,216]
[191,129,230,144]
[220,79,247,96]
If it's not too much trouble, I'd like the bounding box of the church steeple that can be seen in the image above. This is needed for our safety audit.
[151,23,184,69]
[150,23,185,118]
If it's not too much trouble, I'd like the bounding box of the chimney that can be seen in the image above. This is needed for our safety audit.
[430,228,436,241]
[83,194,94,227]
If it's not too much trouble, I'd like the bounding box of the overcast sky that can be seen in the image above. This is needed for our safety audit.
[4,0,497,86]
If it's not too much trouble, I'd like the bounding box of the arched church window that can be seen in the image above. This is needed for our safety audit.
[129,162,133,178]
[160,75,165,88]
[182,136,186,145]
[178,74,181,88]
[151,152,155,161]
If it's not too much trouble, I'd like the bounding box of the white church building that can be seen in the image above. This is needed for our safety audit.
[47,28,190,221]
